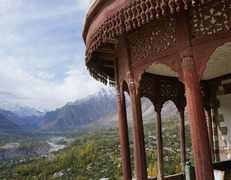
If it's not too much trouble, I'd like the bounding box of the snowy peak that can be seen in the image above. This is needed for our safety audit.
[68,87,117,106]
[0,99,44,118]
[97,87,117,97]
[39,87,119,132]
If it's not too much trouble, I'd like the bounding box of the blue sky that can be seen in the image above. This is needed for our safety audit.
[0,0,104,110]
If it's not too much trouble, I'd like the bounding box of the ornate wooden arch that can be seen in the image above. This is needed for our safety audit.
[139,73,186,111]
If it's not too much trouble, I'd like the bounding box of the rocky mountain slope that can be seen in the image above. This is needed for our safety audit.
[0,100,45,130]
[39,88,118,132]
[39,88,179,132]
[0,88,179,132]
[0,113,23,133]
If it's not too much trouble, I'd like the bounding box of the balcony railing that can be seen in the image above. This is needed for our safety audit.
[148,173,184,180]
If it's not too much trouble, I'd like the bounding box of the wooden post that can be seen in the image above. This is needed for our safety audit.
[182,56,214,180]
[155,105,164,180]
[129,81,147,180]
[179,106,186,174]
[114,58,132,179]
[117,91,132,180]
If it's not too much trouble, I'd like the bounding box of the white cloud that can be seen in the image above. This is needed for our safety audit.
[0,55,104,110]
[0,0,106,111]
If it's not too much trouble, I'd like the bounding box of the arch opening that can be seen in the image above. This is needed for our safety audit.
[202,41,231,80]
[202,41,231,162]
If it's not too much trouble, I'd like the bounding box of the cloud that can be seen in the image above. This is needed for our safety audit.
[0,0,106,111]
[0,55,104,110]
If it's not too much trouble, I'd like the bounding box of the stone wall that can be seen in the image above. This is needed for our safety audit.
[211,79,231,162]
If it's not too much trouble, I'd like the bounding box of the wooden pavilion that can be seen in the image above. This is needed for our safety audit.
[83,0,231,179]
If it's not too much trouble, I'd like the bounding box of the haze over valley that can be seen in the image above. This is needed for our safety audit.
[0,88,191,179]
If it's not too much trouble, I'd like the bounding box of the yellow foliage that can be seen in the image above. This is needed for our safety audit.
[175,164,182,173]
[148,161,158,177]
[153,161,158,177]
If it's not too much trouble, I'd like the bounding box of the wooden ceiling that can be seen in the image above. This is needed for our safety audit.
[93,37,119,78]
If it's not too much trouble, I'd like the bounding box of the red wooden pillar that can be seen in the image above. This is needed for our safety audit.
[179,106,186,174]
[114,57,132,179]
[117,91,132,180]
[155,105,164,180]
[129,81,147,180]
[182,56,214,180]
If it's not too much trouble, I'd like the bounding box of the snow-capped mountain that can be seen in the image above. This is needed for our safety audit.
[38,87,178,132]
[0,99,45,118]
[0,100,46,130]
[39,87,118,132]
[0,88,179,132]
[71,87,117,105]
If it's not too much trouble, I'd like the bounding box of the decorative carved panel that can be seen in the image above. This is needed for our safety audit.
[139,74,185,109]
[118,49,126,80]
[129,15,176,64]
[159,79,178,98]
[140,75,155,103]
[189,0,231,39]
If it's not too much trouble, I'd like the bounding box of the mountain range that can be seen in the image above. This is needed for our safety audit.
[0,88,179,133]
[0,113,22,133]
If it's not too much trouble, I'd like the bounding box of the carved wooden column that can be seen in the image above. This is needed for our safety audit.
[117,91,132,180]
[176,9,214,179]
[179,106,186,174]
[182,56,214,180]
[155,104,164,180]
[178,84,186,174]
[123,36,147,179]
[129,81,147,180]
[114,58,132,179]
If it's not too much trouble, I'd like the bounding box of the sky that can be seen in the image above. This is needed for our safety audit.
[0,0,105,111]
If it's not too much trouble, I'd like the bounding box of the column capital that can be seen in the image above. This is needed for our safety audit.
[182,56,194,68]
[154,103,163,113]
[179,48,193,60]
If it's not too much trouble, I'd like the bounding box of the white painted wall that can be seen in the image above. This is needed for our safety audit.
[87,0,97,12]
[217,93,231,159]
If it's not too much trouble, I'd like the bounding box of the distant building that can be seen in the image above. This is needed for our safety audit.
[83,0,231,179]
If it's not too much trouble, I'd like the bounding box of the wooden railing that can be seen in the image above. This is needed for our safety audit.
[148,173,184,180]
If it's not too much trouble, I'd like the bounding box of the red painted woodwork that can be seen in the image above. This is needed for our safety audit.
[117,92,132,180]
[178,84,186,174]
[182,56,214,180]
[83,0,211,85]
[192,36,231,80]
[155,105,164,180]
[129,82,147,180]
[83,0,231,180]
[179,108,186,174]
[128,14,176,65]
[115,57,132,179]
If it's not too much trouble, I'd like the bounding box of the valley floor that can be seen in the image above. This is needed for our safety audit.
[0,115,193,179]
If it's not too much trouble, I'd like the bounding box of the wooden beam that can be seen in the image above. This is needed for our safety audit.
[103,64,114,68]
[95,44,115,54]
[95,47,114,54]
[97,54,115,62]
[106,38,119,45]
